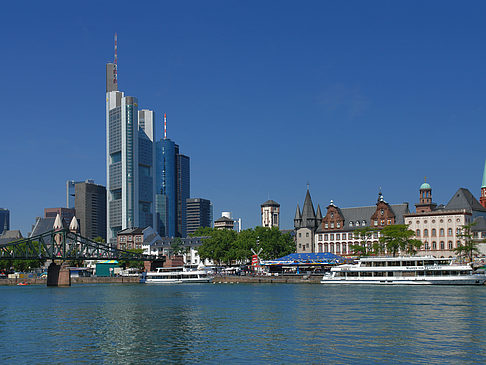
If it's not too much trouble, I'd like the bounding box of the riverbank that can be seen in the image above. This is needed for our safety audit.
[0,276,140,285]
[213,274,322,284]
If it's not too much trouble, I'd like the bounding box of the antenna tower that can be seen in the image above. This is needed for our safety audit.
[114,33,118,85]
[164,113,167,139]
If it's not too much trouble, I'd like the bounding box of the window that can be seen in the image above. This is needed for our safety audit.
[330,244,334,253]
[416,229,421,237]
[387,219,391,225]
[432,241,437,250]
[373,232,378,239]
[457,240,461,247]
[439,228,444,237]
[440,241,445,250]
[306,232,309,237]
[318,243,323,253]
[374,220,378,226]
[336,243,340,253]
[299,233,302,237]
[482,232,486,238]
[331,223,334,228]
[362,220,366,225]
[324,234,328,241]
[381,209,384,215]
[337,222,341,228]
[356,221,360,226]
[342,243,347,254]
[336,233,340,240]
[350,222,353,227]
[448,228,452,236]
[448,241,453,250]
[324,244,329,252]
[424,242,430,250]
[330,234,334,240]
[431,229,436,237]
[456,228,461,235]
[325,223,328,229]
[318,234,322,240]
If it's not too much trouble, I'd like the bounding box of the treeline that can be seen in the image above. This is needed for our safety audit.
[192,226,295,265]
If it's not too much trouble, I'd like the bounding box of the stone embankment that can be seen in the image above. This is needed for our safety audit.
[213,274,322,284]
[0,276,140,286]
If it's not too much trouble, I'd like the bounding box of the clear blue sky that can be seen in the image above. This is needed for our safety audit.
[2,1,486,235]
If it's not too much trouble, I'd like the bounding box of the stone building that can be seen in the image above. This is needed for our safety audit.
[294,189,321,253]
[261,200,280,228]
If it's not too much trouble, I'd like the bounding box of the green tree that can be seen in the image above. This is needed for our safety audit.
[454,223,482,262]
[170,237,185,256]
[379,224,422,257]
[350,227,376,256]
[119,248,145,270]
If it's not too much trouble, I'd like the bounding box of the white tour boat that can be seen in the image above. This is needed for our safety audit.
[141,266,213,284]
[321,256,486,285]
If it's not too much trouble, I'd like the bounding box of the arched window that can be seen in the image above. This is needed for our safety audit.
[330,243,334,253]
[448,228,452,236]
[448,241,453,250]
[318,243,323,253]
[423,229,429,237]
[424,241,430,250]
[342,243,347,254]
[416,229,421,237]
[336,243,340,253]
[456,240,461,247]
[439,228,444,237]
[324,244,329,252]
[432,229,436,237]
[440,241,445,250]
[432,241,437,250]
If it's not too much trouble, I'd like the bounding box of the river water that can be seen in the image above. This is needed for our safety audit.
[0,283,485,364]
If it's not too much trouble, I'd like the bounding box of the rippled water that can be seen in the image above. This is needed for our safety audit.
[1,283,486,364]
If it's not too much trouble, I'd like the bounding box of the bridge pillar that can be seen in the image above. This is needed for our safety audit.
[47,262,71,287]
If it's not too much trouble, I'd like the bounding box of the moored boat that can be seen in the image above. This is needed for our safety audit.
[321,256,486,285]
[141,266,213,284]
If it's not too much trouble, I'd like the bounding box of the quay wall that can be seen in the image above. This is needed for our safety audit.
[213,275,322,284]
[0,276,140,286]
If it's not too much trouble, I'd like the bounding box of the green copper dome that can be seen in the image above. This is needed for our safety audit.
[420,182,431,190]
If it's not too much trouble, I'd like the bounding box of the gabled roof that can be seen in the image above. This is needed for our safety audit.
[30,217,69,237]
[301,190,316,221]
[445,188,486,212]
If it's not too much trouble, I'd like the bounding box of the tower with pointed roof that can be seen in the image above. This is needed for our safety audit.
[415,178,436,213]
[294,188,319,253]
[480,160,486,209]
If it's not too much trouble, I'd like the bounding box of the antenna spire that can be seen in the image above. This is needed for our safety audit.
[114,33,118,85]
[164,113,167,139]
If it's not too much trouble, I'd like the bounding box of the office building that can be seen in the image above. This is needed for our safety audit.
[44,207,75,222]
[0,208,10,235]
[186,198,212,235]
[74,181,107,240]
[106,58,156,244]
[155,114,190,238]
[67,179,94,208]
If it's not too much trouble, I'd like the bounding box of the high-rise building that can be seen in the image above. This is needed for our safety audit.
[0,208,10,235]
[74,181,107,240]
[154,114,190,238]
[186,198,212,235]
[67,179,94,208]
[44,207,75,222]
[106,57,156,244]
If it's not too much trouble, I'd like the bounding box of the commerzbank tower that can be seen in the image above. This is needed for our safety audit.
[105,34,156,245]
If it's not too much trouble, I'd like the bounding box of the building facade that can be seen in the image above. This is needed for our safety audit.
[74,181,107,240]
[186,198,212,235]
[106,62,156,244]
[405,181,486,257]
[314,193,409,256]
[0,208,10,235]
[44,207,75,222]
[261,200,280,228]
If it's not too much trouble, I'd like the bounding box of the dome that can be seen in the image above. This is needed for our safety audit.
[420,182,431,190]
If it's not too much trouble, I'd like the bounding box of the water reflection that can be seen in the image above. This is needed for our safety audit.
[1,284,486,363]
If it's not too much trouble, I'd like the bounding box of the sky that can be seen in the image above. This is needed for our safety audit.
[2,1,486,235]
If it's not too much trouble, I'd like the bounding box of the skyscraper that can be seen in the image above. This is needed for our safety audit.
[186,198,212,235]
[0,208,10,235]
[106,48,156,244]
[74,181,107,240]
[155,114,190,238]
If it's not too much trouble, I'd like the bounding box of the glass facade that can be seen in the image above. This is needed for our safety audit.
[0,208,10,235]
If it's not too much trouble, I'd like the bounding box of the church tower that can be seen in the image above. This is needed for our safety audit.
[480,160,486,209]
[294,188,318,253]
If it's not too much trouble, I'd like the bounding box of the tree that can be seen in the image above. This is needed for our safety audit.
[350,227,376,256]
[0,240,46,272]
[119,248,145,270]
[170,237,185,256]
[454,223,482,262]
[379,224,422,257]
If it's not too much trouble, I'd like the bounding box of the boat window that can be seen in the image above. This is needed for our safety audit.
[360,272,372,277]
[373,272,385,277]
[387,272,394,277]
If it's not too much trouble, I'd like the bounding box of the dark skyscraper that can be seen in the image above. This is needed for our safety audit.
[0,208,10,235]
[74,181,107,240]
[186,198,212,236]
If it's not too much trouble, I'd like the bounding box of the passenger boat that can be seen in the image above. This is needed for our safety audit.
[321,256,486,285]
[140,266,213,284]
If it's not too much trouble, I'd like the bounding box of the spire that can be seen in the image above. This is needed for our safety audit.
[114,33,118,86]
[482,160,486,188]
[69,216,79,232]
[294,204,302,229]
[53,213,63,230]
[164,113,167,139]
[316,204,322,221]
[301,189,316,226]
